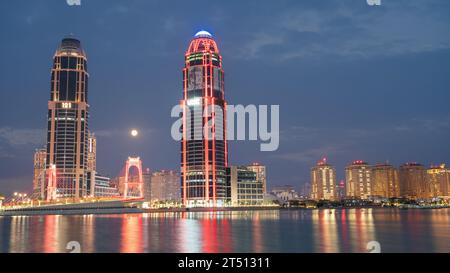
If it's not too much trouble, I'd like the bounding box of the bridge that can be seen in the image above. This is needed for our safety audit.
[0,157,145,212]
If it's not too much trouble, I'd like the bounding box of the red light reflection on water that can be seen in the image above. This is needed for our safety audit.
[120,214,143,253]
[43,215,59,253]
[252,213,263,253]
[200,213,232,253]
[201,215,218,253]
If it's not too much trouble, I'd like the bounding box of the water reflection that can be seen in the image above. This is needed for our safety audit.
[42,215,59,253]
[120,214,143,253]
[430,210,450,252]
[1,209,450,253]
[10,216,30,252]
[252,214,263,253]
[349,209,376,252]
[178,218,201,252]
[312,209,340,252]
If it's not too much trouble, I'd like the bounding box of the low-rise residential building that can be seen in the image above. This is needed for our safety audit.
[229,166,264,206]
[270,185,299,202]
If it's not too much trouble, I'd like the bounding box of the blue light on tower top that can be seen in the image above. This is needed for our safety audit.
[194,30,212,38]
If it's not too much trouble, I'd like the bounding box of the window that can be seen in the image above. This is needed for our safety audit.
[61,57,69,69]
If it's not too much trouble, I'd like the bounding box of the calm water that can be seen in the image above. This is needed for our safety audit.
[1,208,450,253]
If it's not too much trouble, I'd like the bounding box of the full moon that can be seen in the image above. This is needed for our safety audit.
[130,129,138,137]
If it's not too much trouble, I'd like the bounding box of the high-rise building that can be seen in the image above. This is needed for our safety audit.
[299,182,311,199]
[399,163,427,199]
[150,170,181,202]
[345,160,372,199]
[228,166,264,206]
[427,164,450,198]
[33,148,47,199]
[310,158,337,201]
[372,163,400,198]
[337,180,346,200]
[246,162,267,194]
[143,168,152,201]
[86,133,97,196]
[45,37,90,200]
[180,30,229,207]
[87,133,96,172]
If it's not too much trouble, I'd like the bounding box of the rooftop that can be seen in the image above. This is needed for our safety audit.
[56,36,85,56]
[194,30,212,38]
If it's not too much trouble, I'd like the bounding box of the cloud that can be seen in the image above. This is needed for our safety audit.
[280,125,377,144]
[273,145,343,163]
[162,16,185,33]
[241,32,285,59]
[0,127,45,146]
[105,4,131,15]
[413,117,450,131]
[0,146,14,159]
[392,116,450,133]
[25,15,35,25]
[279,126,320,142]
[275,115,450,163]
[94,128,157,138]
[239,0,450,60]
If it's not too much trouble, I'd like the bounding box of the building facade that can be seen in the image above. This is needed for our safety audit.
[399,163,427,199]
[86,133,97,197]
[310,158,337,201]
[143,168,152,201]
[371,163,400,198]
[270,185,299,202]
[181,31,229,207]
[246,162,267,194]
[427,164,450,198]
[92,174,118,197]
[33,148,47,199]
[337,180,346,200]
[151,170,181,202]
[87,133,96,172]
[345,160,372,199]
[299,182,311,199]
[45,37,90,200]
[228,166,264,206]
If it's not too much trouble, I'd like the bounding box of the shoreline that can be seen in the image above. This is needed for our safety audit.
[1,204,449,217]
[0,206,281,216]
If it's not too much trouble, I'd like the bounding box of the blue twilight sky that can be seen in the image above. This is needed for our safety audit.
[1,0,450,195]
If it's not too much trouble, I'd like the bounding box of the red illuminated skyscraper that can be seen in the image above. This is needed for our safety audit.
[181,30,229,207]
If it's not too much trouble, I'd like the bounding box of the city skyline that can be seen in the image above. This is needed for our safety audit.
[2,1,450,257]
[1,1,450,196]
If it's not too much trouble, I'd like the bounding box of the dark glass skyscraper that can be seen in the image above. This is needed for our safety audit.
[45,37,90,200]
[181,31,229,207]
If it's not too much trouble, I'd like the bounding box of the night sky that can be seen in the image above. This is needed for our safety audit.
[1,0,450,196]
